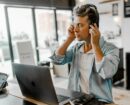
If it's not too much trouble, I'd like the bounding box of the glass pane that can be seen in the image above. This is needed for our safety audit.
[35,9,55,61]
[56,10,72,44]
[0,5,12,80]
[8,8,36,64]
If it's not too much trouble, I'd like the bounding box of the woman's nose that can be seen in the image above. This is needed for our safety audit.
[74,26,79,32]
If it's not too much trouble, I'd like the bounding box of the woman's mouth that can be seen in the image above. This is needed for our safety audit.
[76,34,80,38]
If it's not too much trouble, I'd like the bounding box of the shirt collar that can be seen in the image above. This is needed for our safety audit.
[79,45,94,54]
[77,36,105,53]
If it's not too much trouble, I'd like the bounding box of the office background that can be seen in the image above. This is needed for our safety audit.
[0,0,130,105]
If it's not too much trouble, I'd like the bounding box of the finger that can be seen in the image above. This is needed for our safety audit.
[91,30,95,35]
[69,24,74,29]
[89,29,95,35]
[70,24,74,28]
[94,23,98,28]
[90,25,99,34]
[69,26,72,30]
[69,29,74,33]
[69,26,73,30]
[90,25,96,31]
[89,27,97,34]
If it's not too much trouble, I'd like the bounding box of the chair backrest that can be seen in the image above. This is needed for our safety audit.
[16,40,35,65]
[53,64,69,78]
[113,48,124,84]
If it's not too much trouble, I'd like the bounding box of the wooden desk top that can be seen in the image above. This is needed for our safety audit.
[0,93,36,105]
[6,82,117,105]
[7,83,47,105]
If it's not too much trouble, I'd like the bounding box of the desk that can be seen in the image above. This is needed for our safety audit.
[0,93,36,105]
[7,82,47,105]
[1,82,117,105]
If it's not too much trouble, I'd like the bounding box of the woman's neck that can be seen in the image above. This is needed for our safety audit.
[83,42,92,53]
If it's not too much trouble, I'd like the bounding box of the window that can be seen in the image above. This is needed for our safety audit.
[35,9,55,61]
[0,5,12,79]
[8,7,36,63]
[56,10,72,45]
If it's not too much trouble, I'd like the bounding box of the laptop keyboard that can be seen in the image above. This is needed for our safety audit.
[57,95,69,102]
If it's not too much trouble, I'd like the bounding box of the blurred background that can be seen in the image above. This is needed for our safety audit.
[0,0,130,105]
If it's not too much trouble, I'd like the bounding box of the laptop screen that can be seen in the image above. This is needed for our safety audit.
[13,63,59,105]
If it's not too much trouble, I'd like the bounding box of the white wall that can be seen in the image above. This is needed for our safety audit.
[122,19,130,52]
[75,0,130,88]
[76,0,122,45]
[122,18,130,69]
[119,1,130,69]
[75,0,130,68]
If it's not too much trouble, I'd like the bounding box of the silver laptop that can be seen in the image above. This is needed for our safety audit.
[13,63,71,105]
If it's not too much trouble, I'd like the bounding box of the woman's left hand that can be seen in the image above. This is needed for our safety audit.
[89,23,103,62]
[89,23,101,49]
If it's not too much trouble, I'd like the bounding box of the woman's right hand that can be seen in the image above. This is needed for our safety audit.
[68,24,75,40]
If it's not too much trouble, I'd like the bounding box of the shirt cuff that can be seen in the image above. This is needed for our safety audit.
[49,52,65,64]
[95,57,105,73]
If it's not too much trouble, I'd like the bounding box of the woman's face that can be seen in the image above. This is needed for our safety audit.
[74,16,91,42]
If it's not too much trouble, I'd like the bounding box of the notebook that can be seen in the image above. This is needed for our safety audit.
[13,63,71,105]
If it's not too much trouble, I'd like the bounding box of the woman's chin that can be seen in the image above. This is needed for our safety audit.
[76,37,81,41]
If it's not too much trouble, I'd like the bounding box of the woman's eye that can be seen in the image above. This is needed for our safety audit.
[78,24,82,28]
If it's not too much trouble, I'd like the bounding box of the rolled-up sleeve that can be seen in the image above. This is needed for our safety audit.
[50,47,74,65]
[95,48,120,79]
[50,53,65,64]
